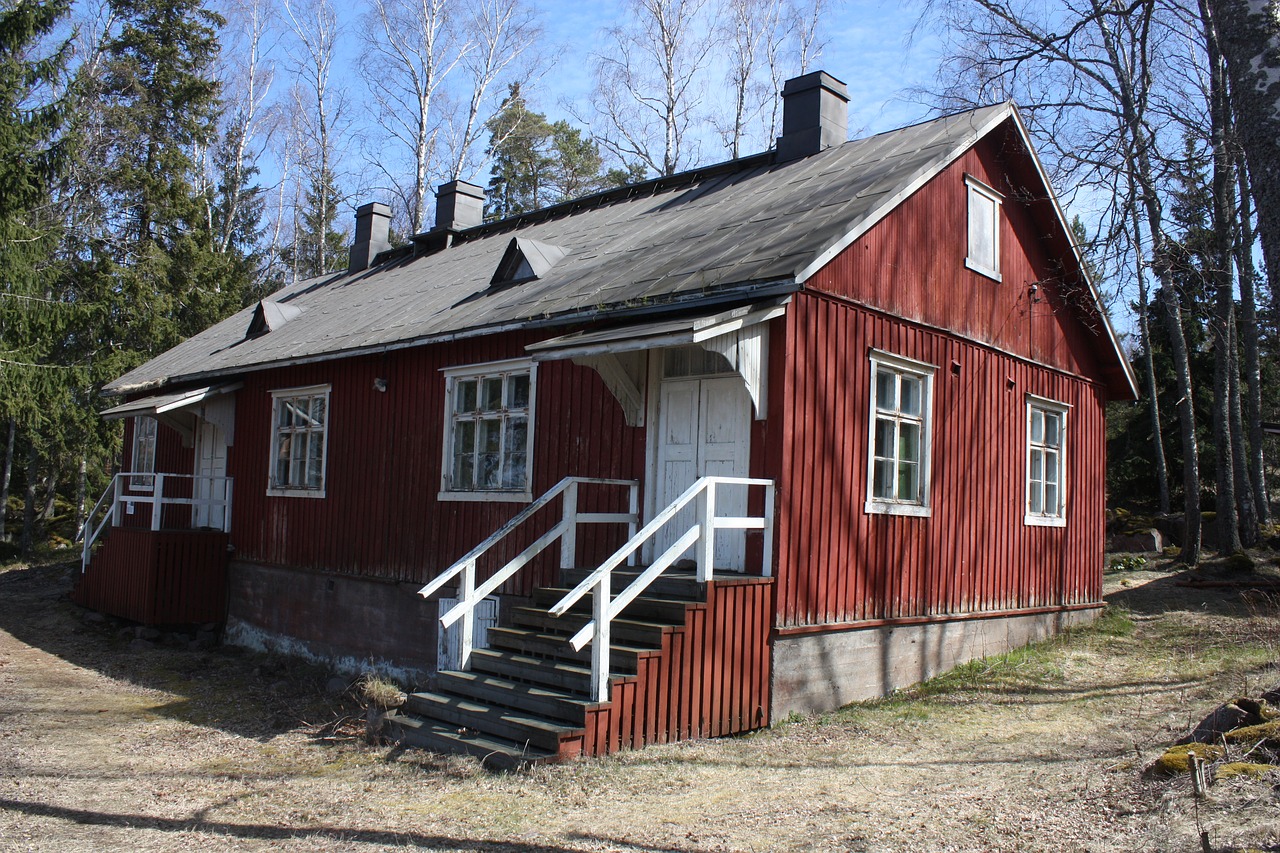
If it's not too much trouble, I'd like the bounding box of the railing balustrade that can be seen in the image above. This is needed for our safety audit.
[550,476,775,701]
[79,472,234,568]
[418,477,640,673]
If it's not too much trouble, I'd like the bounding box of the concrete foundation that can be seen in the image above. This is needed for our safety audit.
[770,608,1099,718]
[224,560,439,686]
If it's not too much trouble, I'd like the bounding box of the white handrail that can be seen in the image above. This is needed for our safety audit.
[418,477,639,673]
[79,472,235,569]
[550,475,775,702]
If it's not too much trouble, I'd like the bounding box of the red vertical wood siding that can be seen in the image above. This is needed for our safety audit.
[228,333,645,589]
[72,528,229,625]
[580,577,773,755]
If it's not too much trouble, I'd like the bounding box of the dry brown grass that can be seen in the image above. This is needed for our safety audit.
[1,554,1279,852]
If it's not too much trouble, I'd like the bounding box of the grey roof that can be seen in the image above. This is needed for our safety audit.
[106,102,1131,397]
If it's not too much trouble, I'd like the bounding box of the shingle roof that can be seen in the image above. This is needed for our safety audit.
[106,103,1127,396]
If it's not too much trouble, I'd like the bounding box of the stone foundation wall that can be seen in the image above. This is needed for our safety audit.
[770,608,1099,718]
[224,560,439,686]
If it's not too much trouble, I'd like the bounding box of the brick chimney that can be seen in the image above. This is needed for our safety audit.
[348,202,392,272]
[434,180,485,232]
[775,71,850,163]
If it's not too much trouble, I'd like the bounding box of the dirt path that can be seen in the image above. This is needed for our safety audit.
[1,559,1278,852]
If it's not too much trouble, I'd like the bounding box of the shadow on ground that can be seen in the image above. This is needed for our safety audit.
[0,559,355,742]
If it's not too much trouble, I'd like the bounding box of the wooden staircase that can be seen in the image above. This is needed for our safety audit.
[386,568,774,768]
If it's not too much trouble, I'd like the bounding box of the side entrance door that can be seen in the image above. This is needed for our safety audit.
[652,365,752,571]
[193,420,228,529]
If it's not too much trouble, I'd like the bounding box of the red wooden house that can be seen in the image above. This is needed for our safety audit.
[79,71,1137,765]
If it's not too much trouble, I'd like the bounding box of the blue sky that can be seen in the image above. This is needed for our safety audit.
[507,0,942,149]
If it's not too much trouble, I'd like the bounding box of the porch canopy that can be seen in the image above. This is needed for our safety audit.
[100,382,241,446]
[526,299,788,425]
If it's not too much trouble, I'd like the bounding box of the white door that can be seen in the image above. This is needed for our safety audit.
[653,374,752,571]
[193,420,228,529]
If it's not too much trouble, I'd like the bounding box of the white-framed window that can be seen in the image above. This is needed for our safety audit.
[268,385,330,497]
[865,350,935,517]
[965,175,1002,281]
[130,416,157,490]
[1026,395,1069,527]
[440,359,535,501]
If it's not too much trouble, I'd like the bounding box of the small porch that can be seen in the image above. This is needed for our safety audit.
[73,472,234,626]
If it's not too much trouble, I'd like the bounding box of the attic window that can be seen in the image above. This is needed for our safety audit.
[965,175,1002,282]
[491,237,566,286]
[247,299,302,339]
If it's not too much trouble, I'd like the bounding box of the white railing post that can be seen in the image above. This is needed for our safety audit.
[111,475,123,527]
[696,479,716,583]
[560,480,578,570]
[459,559,476,671]
[151,474,165,531]
[762,481,776,578]
[591,571,611,702]
[626,482,639,567]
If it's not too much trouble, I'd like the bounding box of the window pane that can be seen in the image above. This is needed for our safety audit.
[276,436,291,485]
[503,452,527,489]
[1044,483,1058,514]
[481,377,504,411]
[1045,450,1058,484]
[875,370,896,411]
[1030,448,1042,482]
[456,380,477,414]
[508,416,528,453]
[900,376,921,416]
[307,436,324,488]
[454,453,474,489]
[898,422,920,463]
[310,396,326,427]
[970,189,995,269]
[479,418,502,453]
[478,452,500,488]
[1031,409,1043,443]
[873,459,894,499]
[874,418,895,457]
[1043,412,1059,446]
[1030,482,1043,514]
[897,460,919,502]
[508,374,530,409]
[455,420,475,453]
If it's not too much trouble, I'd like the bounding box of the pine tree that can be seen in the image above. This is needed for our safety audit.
[289,169,347,279]
[485,84,554,220]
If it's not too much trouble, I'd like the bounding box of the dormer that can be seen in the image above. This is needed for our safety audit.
[491,237,567,286]
[246,299,303,339]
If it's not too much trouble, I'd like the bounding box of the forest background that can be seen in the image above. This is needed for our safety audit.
[1,0,1277,564]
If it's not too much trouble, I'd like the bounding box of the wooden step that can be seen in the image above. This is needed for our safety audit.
[485,626,652,671]
[509,607,673,647]
[468,648,598,694]
[403,691,581,752]
[384,712,558,770]
[561,567,711,601]
[532,586,692,624]
[434,671,590,725]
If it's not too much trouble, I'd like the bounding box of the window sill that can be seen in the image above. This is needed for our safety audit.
[965,258,1002,282]
[1024,514,1066,528]
[267,487,327,499]
[864,500,931,518]
[438,490,533,504]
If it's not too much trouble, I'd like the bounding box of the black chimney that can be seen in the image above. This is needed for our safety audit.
[434,180,485,232]
[349,201,392,272]
[775,71,850,163]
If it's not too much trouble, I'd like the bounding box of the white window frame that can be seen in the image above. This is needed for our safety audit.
[267,384,331,498]
[1025,394,1069,527]
[865,350,936,518]
[439,358,536,503]
[130,416,157,490]
[965,175,1003,282]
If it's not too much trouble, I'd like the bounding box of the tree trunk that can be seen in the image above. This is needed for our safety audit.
[0,418,14,542]
[75,455,87,542]
[41,458,59,522]
[1201,0,1243,554]
[1212,0,1280,307]
[1155,281,1202,563]
[1234,159,1271,526]
[20,443,37,557]
[1128,175,1171,514]
[1228,316,1258,545]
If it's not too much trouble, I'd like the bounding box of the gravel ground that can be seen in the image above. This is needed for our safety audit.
[1,556,1278,852]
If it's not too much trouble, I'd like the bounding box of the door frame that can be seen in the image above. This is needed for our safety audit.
[642,348,753,565]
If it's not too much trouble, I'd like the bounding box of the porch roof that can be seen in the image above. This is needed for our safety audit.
[99,383,241,420]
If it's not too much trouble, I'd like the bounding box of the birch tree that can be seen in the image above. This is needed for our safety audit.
[716,0,786,159]
[589,0,717,177]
